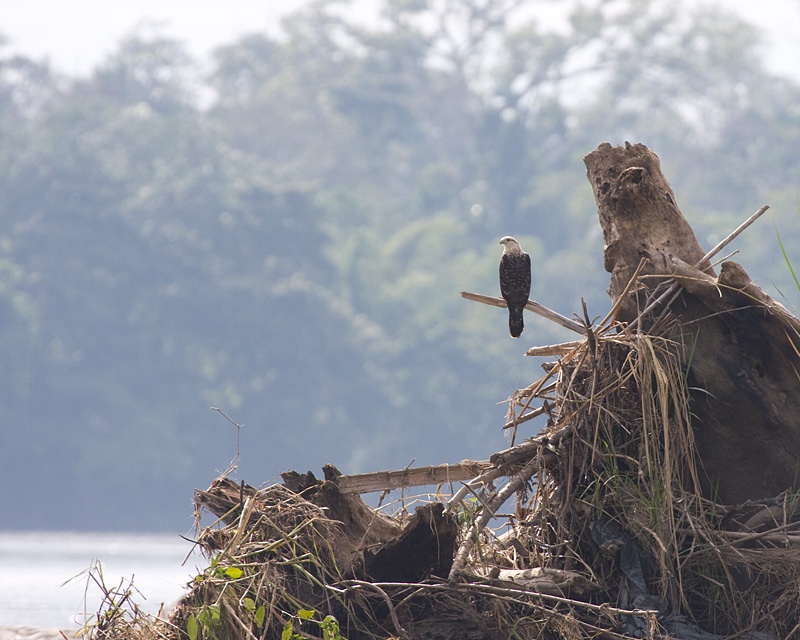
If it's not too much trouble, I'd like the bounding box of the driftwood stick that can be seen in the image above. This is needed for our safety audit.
[502,406,545,430]
[448,457,539,582]
[469,566,600,597]
[447,418,576,512]
[492,419,575,467]
[720,529,800,546]
[525,341,582,356]
[336,460,490,494]
[490,439,545,466]
[446,467,509,511]
[452,437,561,513]
[460,291,586,334]
[731,532,800,546]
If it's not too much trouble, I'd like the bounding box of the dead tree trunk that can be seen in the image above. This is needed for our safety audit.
[584,142,800,503]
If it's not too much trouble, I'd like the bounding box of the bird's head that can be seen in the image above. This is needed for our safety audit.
[499,236,523,254]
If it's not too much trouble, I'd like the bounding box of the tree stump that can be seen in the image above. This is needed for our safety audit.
[584,142,800,503]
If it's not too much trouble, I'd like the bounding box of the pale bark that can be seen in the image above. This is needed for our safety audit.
[584,142,800,503]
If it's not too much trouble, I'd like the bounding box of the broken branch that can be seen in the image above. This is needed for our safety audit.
[460,291,586,334]
[448,457,539,582]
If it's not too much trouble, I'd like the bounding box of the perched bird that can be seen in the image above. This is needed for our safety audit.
[498,236,531,338]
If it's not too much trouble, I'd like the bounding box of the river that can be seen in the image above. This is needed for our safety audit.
[0,530,202,630]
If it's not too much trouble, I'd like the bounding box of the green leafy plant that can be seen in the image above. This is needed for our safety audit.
[186,605,222,640]
[281,608,343,640]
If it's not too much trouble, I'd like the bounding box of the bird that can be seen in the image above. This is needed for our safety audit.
[498,236,531,338]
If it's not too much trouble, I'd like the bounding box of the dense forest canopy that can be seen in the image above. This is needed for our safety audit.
[1,0,799,531]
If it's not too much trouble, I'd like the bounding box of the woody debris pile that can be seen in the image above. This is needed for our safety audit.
[85,143,800,640]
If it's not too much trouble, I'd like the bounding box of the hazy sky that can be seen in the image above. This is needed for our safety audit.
[2,0,800,79]
[2,0,309,75]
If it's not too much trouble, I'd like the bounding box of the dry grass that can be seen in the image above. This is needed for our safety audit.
[514,319,800,637]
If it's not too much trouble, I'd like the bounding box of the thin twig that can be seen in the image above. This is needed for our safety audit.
[709,249,739,268]
[598,257,648,329]
[350,580,660,620]
[211,406,243,457]
[454,581,659,618]
[332,580,408,638]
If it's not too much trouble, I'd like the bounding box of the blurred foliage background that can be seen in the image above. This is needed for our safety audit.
[1,0,799,531]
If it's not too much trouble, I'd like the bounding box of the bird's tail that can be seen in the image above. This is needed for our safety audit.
[509,307,524,338]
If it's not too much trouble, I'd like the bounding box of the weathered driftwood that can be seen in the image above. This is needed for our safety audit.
[281,464,402,549]
[196,466,461,586]
[448,457,539,581]
[584,141,800,503]
[325,440,568,501]
[334,460,490,494]
[525,340,583,356]
[469,567,601,598]
[584,142,713,316]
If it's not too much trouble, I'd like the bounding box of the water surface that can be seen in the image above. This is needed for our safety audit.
[0,531,201,628]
